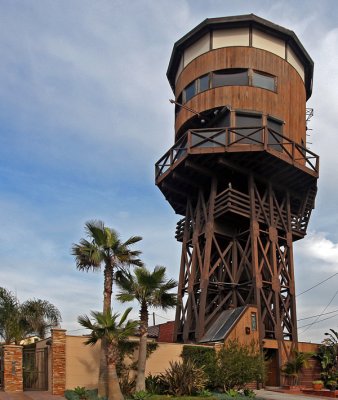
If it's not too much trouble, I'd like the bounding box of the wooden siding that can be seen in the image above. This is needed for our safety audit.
[226,306,260,344]
[175,47,306,145]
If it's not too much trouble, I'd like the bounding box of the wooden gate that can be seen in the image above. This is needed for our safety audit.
[23,347,48,390]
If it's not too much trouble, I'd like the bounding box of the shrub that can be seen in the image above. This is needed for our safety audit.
[73,387,87,399]
[131,390,151,400]
[159,359,207,396]
[214,340,265,391]
[65,389,99,400]
[145,374,164,394]
[182,345,217,386]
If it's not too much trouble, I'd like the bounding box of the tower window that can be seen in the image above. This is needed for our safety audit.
[251,312,257,331]
[198,74,210,92]
[267,117,283,152]
[252,71,276,91]
[175,94,182,116]
[213,68,248,87]
[179,69,277,105]
[184,81,196,103]
[235,112,262,144]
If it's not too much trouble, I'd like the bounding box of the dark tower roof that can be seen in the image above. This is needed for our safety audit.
[167,14,314,99]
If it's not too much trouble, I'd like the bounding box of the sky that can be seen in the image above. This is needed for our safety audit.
[0,0,338,343]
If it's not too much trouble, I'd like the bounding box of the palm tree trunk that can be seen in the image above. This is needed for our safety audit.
[98,338,109,396]
[98,264,114,397]
[136,303,148,391]
[107,342,124,400]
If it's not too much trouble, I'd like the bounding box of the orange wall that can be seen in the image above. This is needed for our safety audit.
[65,335,100,390]
[145,343,185,375]
[63,335,187,390]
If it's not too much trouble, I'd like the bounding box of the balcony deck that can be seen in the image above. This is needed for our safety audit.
[155,126,319,183]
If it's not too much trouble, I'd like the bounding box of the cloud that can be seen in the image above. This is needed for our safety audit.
[0,0,338,345]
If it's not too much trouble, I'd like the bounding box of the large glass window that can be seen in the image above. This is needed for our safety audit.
[175,94,182,116]
[184,81,196,103]
[267,117,283,152]
[252,71,276,91]
[213,69,248,87]
[198,74,209,92]
[180,69,277,106]
[235,113,262,144]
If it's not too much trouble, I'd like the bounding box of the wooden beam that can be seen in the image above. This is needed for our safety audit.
[185,160,213,177]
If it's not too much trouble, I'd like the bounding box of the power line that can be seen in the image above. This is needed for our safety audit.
[298,308,338,321]
[299,288,338,334]
[297,272,338,297]
[298,312,338,330]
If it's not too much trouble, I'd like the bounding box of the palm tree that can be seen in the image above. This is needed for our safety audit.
[0,287,23,344]
[116,266,177,391]
[72,220,142,396]
[0,287,61,344]
[78,308,138,400]
[21,299,61,338]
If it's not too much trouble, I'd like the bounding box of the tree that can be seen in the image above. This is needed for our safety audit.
[214,340,265,391]
[21,299,61,339]
[317,329,338,383]
[0,287,61,344]
[78,308,138,400]
[72,220,142,396]
[116,266,177,391]
[0,287,23,344]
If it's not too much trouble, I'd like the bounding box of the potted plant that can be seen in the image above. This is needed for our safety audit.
[326,380,337,391]
[312,380,324,390]
[281,350,313,389]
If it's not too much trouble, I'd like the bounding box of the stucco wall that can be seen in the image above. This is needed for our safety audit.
[65,335,100,390]
[64,336,186,390]
[145,342,184,375]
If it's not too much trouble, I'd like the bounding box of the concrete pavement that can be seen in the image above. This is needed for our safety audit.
[0,390,334,400]
[256,389,335,400]
[0,392,65,400]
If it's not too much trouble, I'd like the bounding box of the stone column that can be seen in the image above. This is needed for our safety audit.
[51,329,66,395]
[3,345,23,392]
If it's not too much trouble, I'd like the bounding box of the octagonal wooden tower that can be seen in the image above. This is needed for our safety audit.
[155,14,319,384]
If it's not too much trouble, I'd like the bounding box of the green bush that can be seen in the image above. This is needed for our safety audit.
[181,345,217,387]
[145,374,165,394]
[131,390,151,400]
[65,390,79,400]
[159,359,207,396]
[65,389,100,400]
[214,340,265,391]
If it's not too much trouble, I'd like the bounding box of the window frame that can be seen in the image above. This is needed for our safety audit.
[251,69,277,92]
[180,68,277,105]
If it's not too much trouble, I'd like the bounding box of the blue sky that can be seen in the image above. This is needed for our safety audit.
[1,0,338,342]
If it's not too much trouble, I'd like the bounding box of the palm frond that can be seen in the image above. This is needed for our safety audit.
[123,236,143,247]
[118,307,133,327]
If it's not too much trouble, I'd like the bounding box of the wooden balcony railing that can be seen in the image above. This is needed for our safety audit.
[155,126,319,180]
[175,186,311,241]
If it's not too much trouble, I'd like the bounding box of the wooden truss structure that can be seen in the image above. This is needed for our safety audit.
[171,165,317,363]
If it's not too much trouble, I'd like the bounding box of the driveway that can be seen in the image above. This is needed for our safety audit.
[0,392,65,400]
[256,389,335,400]
[0,390,333,400]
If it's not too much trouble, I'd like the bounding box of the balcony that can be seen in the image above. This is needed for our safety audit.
[175,186,313,241]
[155,126,319,182]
